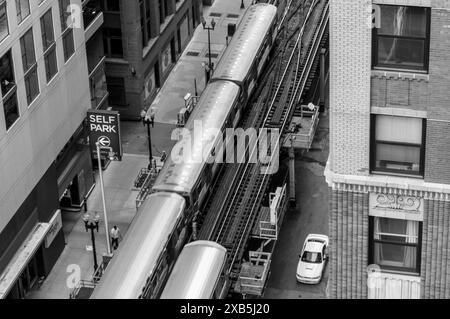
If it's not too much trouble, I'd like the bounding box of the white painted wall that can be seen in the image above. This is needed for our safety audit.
[0,0,90,231]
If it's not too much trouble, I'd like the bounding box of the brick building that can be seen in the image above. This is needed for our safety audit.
[103,0,202,119]
[0,0,95,298]
[325,0,450,298]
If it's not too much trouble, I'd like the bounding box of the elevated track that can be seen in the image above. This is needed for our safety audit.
[198,0,330,294]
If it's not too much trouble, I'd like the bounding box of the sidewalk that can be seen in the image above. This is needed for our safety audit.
[120,120,178,157]
[28,154,151,299]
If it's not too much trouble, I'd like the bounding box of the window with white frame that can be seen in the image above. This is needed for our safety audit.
[59,0,75,62]
[372,5,430,72]
[20,27,39,104]
[16,0,30,24]
[0,50,19,130]
[370,217,421,274]
[40,8,58,82]
[0,0,9,42]
[371,115,426,176]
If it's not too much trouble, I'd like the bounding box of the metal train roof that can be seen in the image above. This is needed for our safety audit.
[152,81,240,195]
[90,192,186,299]
[160,241,227,299]
[212,4,278,84]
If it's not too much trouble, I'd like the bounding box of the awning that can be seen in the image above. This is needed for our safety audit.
[57,148,91,200]
[0,222,51,299]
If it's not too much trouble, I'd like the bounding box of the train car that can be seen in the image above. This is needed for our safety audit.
[152,80,241,209]
[160,241,228,299]
[212,4,278,104]
[91,4,279,300]
[91,192,186,299]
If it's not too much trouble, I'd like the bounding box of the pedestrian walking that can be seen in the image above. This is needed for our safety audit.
[110,226,122,250]
[150,109,155,128]
[161,151,167,162]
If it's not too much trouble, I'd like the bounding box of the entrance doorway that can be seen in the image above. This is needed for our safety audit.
[6,250,43,299]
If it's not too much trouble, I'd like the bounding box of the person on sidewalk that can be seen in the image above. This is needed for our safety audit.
[110,226,122,250]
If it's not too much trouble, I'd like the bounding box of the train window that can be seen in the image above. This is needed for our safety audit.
[214,275,225,299]
[143,276,157,299]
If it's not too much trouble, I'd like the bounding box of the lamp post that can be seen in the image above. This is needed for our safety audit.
[201,17,216,83]
[141,109,155,169]
[83,212,101,271]
[96,142,114,255]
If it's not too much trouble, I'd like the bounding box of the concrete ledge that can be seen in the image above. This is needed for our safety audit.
[325,159,450,199]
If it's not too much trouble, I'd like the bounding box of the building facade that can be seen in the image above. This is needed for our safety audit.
[326,0,450,299]
[103,0,202,119]
[84,0,108,111]
[0,0,93,298]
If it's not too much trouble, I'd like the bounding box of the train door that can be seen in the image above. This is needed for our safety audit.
[142,252,170,299]
[257,38,271,77]
[213,259,228,299]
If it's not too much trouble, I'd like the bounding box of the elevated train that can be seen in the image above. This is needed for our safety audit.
[160,241,228,299]
[91,3,278,299]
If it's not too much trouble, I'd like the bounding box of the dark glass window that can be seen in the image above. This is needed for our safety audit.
[159,0,165,24]
[0,51,19,130]
[20,28,39,104]
[372,5,430,72]
[103,28,123,58]
[370,217,421,274]
[40,9,58,82]
[370,115,426,177]
[0,0,9,42]
[106,77,126,106]
[140,0,153,47]
[103,0,120,12]
[59,0,75,62]
[62,28,75,61]
[16,0,31,24]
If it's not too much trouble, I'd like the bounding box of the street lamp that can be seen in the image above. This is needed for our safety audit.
[95,142,115,255]
[201,17,216,83]
[140,109,155,169]
[83,212,101,271]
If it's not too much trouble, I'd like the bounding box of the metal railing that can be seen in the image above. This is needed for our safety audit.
[135,168,159,209]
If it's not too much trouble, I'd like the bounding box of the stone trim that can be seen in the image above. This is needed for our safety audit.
[325,162,450,201]
[371,70,430,82]
[371,106,427,119]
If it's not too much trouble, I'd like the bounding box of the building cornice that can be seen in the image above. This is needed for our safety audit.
[325,160,450,201]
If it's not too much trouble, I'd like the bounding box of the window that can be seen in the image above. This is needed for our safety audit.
[370,217,421,274]
[158,0,165,24]
[40,9,58,82]
[59,0,75,62]
[140,0,153,47]
[83,0,102,29]
[16,0,30,24]
[103,0,120,12]
[301,251,322,264]
[0,51,19,130]
[103,28,123,58]
[20,28,39,104]
[106,77,126,106]
[371,115,426,176]
[372,5,430,72]
[0,0,9,42]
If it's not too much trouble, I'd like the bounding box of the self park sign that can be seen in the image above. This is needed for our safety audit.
[87,110,123,161]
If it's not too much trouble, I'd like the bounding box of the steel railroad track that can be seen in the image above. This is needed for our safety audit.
[198,0,330,286]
